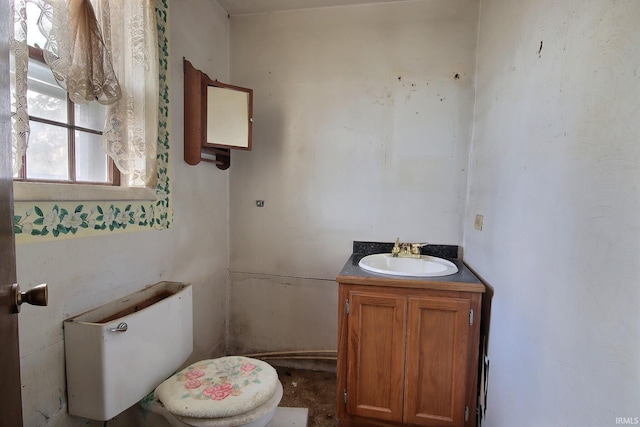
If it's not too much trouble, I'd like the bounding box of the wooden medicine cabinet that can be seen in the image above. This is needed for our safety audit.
[184,59,253,169]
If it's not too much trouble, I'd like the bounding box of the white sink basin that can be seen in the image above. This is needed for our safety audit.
[358,253,458,277]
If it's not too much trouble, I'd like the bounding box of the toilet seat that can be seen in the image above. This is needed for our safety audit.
[149,356,282,427]
[174,382,282,427]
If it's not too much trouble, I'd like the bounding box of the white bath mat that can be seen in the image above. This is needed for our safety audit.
[271,407,308,427]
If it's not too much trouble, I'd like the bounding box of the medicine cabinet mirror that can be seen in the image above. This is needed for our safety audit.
[184,59,253,169]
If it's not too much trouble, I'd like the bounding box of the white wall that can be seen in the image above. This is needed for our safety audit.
[227,0,479,356]
[464,0,640,425]
[15,1,231,425]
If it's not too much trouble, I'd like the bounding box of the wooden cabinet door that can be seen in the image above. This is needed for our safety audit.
[404,296,471,426]
[346,292,406,422]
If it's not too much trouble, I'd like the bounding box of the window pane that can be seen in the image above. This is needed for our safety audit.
[76,131,109,183]
[26,121,69,181]
[26,3,48,50]
[27,58,67,123]
[75,101,106,131]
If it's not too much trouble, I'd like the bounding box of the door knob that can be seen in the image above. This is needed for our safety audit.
[11,283,48,313]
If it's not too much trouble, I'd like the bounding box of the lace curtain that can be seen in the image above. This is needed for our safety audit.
[43,0,121,105]
[10,0,29,175]
[10,0,158,188]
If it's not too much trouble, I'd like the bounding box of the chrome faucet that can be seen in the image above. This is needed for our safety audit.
[392,238,428,258]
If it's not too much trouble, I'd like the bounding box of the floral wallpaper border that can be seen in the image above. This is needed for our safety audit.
[13,0,172,242]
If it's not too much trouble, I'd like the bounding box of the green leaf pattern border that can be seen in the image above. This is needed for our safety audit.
[13,0,172,242]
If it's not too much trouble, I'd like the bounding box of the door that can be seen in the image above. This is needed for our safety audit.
[1,0,24,423]
[346,291,406,422]
[404,296,471,427]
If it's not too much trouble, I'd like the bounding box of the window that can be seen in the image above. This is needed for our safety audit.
[11,0,159,200]
[12,0,170,238]
[13,46,119,186]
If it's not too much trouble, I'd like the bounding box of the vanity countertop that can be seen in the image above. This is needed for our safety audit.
[337,241,485,293]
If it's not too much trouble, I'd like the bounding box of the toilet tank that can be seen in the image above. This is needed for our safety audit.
[64,281,193,421]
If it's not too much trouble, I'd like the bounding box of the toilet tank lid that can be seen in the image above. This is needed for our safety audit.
[155,356,279,419]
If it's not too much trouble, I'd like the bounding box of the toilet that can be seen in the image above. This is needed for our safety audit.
[142,356,283,427]
[63,282,283,426]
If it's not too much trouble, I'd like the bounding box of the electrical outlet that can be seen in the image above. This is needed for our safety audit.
[474,214,483,231]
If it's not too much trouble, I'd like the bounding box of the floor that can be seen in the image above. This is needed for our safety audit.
[276,367,339,427]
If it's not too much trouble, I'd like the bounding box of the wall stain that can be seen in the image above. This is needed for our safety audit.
[538,40,543,58]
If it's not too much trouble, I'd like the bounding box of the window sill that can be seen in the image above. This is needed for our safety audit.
[13,182,157,202]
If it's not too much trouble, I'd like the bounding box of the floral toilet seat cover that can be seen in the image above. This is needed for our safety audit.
[155,356,279,419]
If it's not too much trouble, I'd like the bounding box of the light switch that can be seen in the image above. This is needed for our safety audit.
[474,214,483,231]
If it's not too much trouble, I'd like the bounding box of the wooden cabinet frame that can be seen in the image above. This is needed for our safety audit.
[336,280,483,427]
[183,59,253,169]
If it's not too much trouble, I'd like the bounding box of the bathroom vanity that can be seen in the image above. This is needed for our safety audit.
[336,244,485,427]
